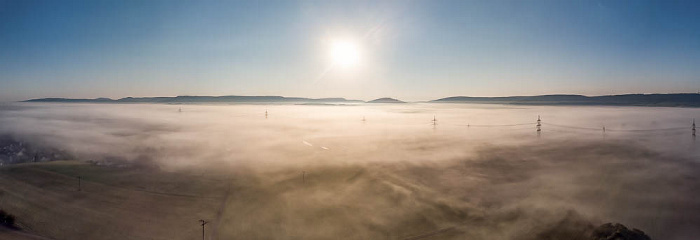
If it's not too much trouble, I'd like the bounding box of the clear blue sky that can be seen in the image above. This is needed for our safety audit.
[1,0,699,101]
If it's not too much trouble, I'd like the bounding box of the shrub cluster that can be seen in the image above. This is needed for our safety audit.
[0,210,16,227]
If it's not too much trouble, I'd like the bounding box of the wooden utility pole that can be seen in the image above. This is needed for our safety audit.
[199,220,208,240]
[536,115,541,132]
[693,119,696,137]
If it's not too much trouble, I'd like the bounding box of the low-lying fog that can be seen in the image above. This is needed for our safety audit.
[1,103,698,239]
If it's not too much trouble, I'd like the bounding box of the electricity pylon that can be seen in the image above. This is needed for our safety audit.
[199,220,208,240]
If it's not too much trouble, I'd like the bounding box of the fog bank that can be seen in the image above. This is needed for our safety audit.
[0,103,698,239]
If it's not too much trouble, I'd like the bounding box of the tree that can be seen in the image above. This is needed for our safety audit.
[0,209,16,227]
[3,214,14,226]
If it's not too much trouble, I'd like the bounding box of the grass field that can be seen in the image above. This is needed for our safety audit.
[0,161,226,240]
[0,160,478,240]
[0,160,475,240]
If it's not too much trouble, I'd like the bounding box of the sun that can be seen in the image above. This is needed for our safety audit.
[330,40,360,68]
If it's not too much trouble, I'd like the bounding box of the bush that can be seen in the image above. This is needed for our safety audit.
[3,214,14,226]
[592,223,651,240]
[0,209,15,227]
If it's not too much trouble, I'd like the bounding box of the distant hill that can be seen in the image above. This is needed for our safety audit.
[24,97,116,103]
[23,93,700,107]
[25,96,363,104]
[367,98,405,103]
[432,93,700,107]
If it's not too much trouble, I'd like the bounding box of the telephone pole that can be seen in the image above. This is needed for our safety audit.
[432,116,437,127]
[693,119,696,137]
[536,115,541,132]
[265,110,268,119]
[199,220,208,240]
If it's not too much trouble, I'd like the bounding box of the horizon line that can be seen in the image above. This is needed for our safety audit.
[19,92,700,103]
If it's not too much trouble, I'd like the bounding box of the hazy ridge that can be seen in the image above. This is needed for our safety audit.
[25,93,700,107]
[24,96,363,104]
[432,93,700,107]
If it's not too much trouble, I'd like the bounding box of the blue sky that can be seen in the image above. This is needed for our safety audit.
[1,0,699,101]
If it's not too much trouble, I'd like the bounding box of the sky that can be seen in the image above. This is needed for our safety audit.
[1,0,699,102]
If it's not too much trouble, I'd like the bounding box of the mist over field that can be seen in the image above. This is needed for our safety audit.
[0,103,698,240]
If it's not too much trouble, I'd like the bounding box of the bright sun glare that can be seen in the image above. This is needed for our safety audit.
[330,40,360,68]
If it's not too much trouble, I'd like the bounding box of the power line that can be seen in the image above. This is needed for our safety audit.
[544,123,602,131]
[458,123,535,127]
[250,108,695,136]
[540,122,687,133]
[603,127,687,132]
[446,118,694,136]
